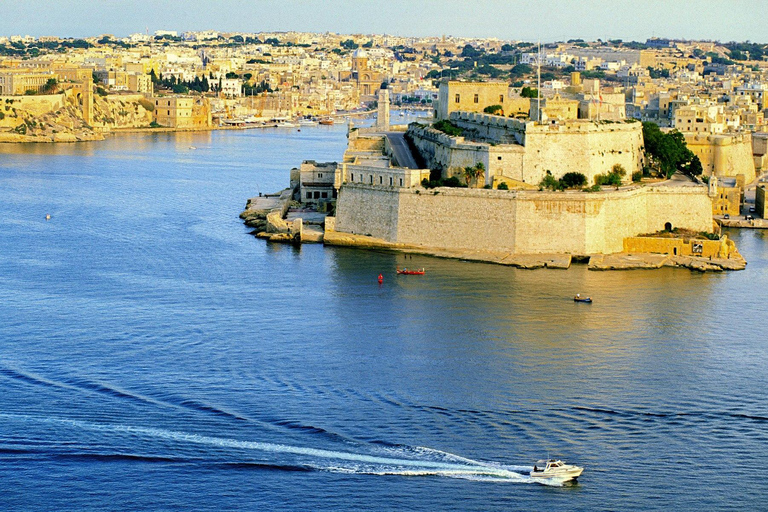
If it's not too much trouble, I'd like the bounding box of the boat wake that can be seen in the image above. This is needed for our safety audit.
[0,414,564,485]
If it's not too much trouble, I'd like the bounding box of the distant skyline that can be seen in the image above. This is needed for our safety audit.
[3,0,767,43]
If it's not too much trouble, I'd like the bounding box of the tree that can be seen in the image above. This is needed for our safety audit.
[463,162,485,187]
[561,172,587,188]
[685,155,703,176]
[41,78,58,94]
[340,39,358,50]
[521,86,539,98]
[483,104,503,115]
[461,44,482,59]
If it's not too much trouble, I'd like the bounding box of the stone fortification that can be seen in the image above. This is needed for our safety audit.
[407,113,643,187]
[335,183,713,255]
[684,132,756,183]
[0,89,154,142]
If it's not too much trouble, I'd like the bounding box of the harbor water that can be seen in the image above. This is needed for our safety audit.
[1,118,767,510]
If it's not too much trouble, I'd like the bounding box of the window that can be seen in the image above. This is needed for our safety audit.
[370,175,373,184]
[350,173,354,182]
[455,94,460,103]
[500,95,504,103]
[474,94,479,103]
[318,173,323,178]
[379,176,383,184]
[314,191,320,199]
[498,156,502,160]
[399,178,403,187]
[389,177,393,186]
[306,192,312,199]
[321,192,328,198]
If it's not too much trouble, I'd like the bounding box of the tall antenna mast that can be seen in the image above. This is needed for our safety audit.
[537,40,541,123]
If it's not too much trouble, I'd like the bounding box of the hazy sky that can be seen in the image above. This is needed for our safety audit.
[3,0,767,42]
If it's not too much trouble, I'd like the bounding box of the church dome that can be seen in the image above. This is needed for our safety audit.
[351,48,369,59]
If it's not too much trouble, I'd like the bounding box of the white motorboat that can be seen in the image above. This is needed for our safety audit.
[530,459,583,481]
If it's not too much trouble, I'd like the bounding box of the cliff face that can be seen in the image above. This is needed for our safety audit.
[0,89,153,142]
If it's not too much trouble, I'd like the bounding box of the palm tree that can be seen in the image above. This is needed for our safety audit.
[463,162,485,187]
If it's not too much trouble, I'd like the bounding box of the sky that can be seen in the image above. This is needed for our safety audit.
[2,0,767,43]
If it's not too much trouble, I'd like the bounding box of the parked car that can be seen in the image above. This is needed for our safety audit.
[749,207,756,213]
[746,215,754,220]
[724,214,730,219]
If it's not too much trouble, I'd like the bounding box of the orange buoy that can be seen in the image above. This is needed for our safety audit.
[378,273,383,284]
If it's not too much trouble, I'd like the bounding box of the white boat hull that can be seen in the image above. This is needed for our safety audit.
[530,466,583,480]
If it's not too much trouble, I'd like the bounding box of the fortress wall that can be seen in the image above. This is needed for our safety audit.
[0,93,66,116]
[522,123,644,184]
[642,186,715,234]
[407,123,489,179]
[397,188,518,250]
[334,182,713,255]
[409,119,644,187]
[334,184,400,240]
[450,112,527,144]
[489,145,527,184]
[685,133,756,182]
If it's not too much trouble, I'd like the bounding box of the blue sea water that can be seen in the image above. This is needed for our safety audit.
[1,119,767,510]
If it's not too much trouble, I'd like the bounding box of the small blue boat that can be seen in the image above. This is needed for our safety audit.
[574,296,592,303]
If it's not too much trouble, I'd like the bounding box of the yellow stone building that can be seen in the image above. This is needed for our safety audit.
[436,81,511,120]
[152,96,211,128]
[709,175,742,216]
[0,69,56,95]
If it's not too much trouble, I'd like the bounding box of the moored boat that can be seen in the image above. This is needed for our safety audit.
[318,118,334,125]
[530,459,583,481]
[574,294,592,303]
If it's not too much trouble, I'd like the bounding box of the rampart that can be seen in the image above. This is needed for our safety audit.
[407,114,643,186]
[684,132,756,183]
[335,183,713,255]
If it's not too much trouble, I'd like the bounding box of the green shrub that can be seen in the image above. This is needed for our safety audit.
[540,171,564,191]
[497,182,509,190]
[561,172,587,188]
[632,171,642,182]
[483,104,503,115]
[432,120,463,136]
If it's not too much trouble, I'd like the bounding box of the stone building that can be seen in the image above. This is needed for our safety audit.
[299,160,338,205]
[152,96,211,128]
[0,69,56,95]
[408,112,644,188]
[436,80,510,120]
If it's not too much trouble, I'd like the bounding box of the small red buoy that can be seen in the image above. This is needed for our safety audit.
[378,273,383,284]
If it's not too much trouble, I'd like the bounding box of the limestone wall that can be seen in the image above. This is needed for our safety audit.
[522,121,643,185]
[684,132,756,183]
[407,116,644,187]
[334,182,714,255]
[335,184,400,241]
[397,188,519,250]
[623,237,723,258]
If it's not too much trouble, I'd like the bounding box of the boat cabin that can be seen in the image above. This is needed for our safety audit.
[533,459,564,471]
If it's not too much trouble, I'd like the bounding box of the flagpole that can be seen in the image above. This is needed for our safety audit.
[537,40,541,123]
